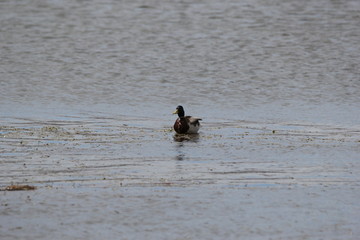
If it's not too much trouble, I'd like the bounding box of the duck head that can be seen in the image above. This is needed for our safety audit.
[173,105,185,117]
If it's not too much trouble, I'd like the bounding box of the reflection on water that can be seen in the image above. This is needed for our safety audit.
[173,133,200,143]
[175,145,185,161]
[173,133,200,160]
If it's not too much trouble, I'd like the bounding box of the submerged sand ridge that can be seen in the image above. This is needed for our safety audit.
[1,117,359,189]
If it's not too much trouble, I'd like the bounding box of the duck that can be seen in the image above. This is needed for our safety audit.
[173,105,202,134]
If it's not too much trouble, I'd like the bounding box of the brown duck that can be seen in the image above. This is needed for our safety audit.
[173,105,202,134]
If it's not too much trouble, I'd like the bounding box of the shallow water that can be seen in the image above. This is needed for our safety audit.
[1,0,360,239]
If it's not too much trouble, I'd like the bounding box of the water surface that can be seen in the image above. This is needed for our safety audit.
[1,0,360,239]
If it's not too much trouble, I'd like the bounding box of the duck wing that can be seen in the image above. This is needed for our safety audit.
[186,116,202,125]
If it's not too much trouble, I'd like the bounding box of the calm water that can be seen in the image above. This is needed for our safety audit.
[1,0,360,239]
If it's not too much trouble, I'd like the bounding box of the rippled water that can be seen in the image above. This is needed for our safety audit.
[1,0,359,123]
[1,0,360,239]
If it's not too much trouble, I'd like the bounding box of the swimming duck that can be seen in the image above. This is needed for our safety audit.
[173,105,202,134]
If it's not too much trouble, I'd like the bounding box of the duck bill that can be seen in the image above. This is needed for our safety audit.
[172,109,178,114]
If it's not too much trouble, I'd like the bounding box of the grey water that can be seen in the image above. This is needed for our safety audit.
[1,0,360,239]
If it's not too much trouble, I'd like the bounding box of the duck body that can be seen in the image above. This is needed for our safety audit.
[173,106,202,134]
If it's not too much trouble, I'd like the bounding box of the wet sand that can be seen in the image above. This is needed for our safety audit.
[1,115,359,239]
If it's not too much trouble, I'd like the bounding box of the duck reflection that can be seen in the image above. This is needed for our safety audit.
[173,133,200,142]
[173,133,200,161]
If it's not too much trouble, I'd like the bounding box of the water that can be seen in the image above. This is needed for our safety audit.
[1,0,360,239]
